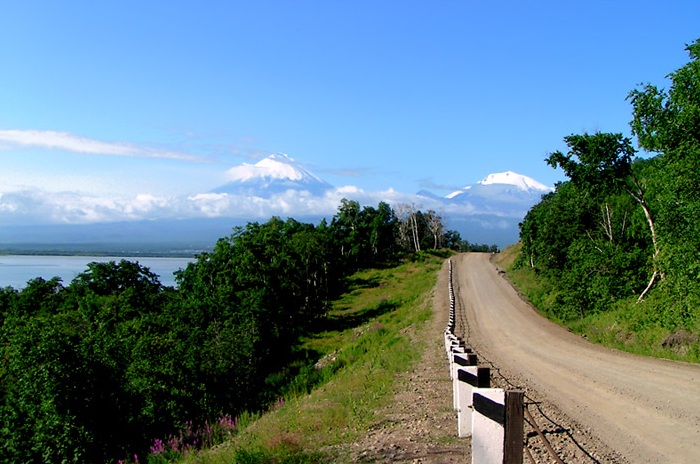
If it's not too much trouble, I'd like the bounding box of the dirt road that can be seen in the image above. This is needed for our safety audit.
[452,253,700,463]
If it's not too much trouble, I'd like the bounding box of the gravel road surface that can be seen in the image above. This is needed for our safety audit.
[453,253,700,463]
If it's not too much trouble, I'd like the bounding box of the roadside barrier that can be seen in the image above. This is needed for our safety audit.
[451,352,477,410]
[445,259,524,464]
[456,365,490,437]
[472,389,524,464]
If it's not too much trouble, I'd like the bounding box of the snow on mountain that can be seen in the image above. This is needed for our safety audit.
[446,171,552,200]
[445,186,471,199]
[414,171,554,246]
[477,171,552,192]
[212,153,334,197]
[418,171,552,233]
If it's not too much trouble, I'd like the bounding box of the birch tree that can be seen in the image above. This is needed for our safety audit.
[546,132,659,302]
[395,203,421,252]
[424,209,445,249]
[628,38,700,306]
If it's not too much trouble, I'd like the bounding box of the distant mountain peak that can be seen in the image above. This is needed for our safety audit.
[442,171,552,200]
[445,186,471,199]
[225,153,324,183]
[477,171,552,192]
[212,153,333,197]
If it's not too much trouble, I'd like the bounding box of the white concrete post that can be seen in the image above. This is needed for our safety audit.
[445,332,457,354]
[448,344,466,380]
[472,388,505,464]
[471,389,524,464]
[451,352,476,409]
[456,366,490,437]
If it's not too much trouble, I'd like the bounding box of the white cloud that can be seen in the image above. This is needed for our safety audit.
[0,157,540,231]
[0,184,456,227]
[0,129,211,163]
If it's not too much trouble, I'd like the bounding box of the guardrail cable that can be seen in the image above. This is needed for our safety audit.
[524,403,565,464]
[525,399,602,463]
[524,443,537,464]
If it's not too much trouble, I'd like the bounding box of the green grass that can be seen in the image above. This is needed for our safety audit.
[174,255,442,463]
[493,244,564,323]
[567,296,700,363]
[496,244,700,363]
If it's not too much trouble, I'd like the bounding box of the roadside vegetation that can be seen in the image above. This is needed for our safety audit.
[504,38,700,363]
[0,198,477,463]
[177,254,442,463]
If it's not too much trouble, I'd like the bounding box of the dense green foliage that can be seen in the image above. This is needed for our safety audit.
[184,253,442,463]
[519,39,700,331]
[0,201,475,463]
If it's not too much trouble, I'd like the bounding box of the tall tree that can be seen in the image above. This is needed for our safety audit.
[424,210,445,250]
[395,203,422,252]
[628,38,700,308]
[331,199,363,265]
[628,39,700,158]
[546,132,658,301]
[365,201,398,263]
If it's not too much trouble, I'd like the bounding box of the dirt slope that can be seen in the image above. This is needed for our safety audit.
[453,253,700,463]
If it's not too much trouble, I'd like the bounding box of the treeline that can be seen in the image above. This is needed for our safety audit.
[518,39,700,330]
[0,200,485,463]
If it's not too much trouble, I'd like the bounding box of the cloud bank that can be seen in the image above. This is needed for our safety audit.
[0,186,452,226]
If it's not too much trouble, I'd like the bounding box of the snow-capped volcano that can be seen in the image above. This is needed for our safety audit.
[478,171,551,191]
[418,170,552,219]
[212,153,334,197]
[414,170,553,246]
[446,171,552,199]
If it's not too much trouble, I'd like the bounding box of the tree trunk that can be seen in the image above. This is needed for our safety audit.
[627,178,660,303]
[411,214,421,252]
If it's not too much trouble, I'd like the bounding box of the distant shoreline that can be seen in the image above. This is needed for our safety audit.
[0,244,208,259]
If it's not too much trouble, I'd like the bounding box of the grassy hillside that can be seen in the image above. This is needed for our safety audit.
[163,253,444,463]
[495,244,700,363]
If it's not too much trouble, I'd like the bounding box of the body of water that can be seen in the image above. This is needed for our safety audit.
[0,255,195,289]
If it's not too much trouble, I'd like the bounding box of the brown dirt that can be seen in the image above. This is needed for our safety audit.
[334,253,700,463]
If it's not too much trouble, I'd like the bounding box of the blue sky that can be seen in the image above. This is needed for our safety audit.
[1,1,699,224]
